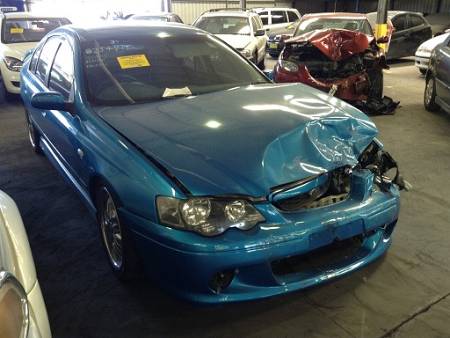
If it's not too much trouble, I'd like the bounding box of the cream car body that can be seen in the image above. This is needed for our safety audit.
[0,12,70,98]
[415,32,450,73]
[0,190,51,338]
[193,10,267,67]
[253,7,301,36]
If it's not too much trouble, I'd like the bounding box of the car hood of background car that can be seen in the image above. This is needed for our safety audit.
[287,29,372,61]
[95,83,378,197]
[0,42,37,61]
[215,34,254,50]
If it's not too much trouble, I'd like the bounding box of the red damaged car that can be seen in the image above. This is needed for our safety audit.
[273,13,398,114]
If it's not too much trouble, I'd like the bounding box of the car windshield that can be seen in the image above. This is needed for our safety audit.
[82,33,268,106]
[2,17,70,43]
[295,18,369,36]
[194,16,251,35]
[131,15,167,22]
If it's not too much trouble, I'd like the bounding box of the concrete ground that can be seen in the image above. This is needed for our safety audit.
[0,59,449,338]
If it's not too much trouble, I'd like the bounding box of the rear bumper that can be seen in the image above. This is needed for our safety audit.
[267,41,282,55]
[122,175,400,303]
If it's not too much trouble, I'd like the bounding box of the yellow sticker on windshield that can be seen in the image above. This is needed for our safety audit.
[10,27,24,34]
[116,54,150,69]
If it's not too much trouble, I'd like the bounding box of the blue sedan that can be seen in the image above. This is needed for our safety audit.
[21,23,405,303]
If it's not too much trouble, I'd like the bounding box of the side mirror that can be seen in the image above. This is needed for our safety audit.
[376,36,389,44]
[255,29,266,36]
[23,48,34,61]
[31,92,73,113]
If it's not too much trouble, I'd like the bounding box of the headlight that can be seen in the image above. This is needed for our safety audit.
[239,49,253,58]
[280,60,298,73]
[156,196,265,236]
[3,56,23,72]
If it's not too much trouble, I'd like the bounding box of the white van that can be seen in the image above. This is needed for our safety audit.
[253,7,301,35]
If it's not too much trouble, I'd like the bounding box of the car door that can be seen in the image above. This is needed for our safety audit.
[407,14,432,55]
[268,10,289,35]
[389,14,408,59]
[434,37,450,107]
[27,36,62,140]
[45,38,90,187]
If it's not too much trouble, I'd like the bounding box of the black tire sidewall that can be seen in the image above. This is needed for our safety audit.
[424,75,439,112]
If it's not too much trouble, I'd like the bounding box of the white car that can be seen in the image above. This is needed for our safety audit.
[0,190,51,338]
[415,32,450,75]
[253,7,301,35]
[193,9,267,69]
[0,12,70,102]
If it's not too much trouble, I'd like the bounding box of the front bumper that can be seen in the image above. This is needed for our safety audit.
[0,62,21,94]
[267,40,282,55]
[415,55,430,70]
[122,170,400,304]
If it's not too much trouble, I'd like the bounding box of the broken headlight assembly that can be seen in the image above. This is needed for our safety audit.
[359,140,411,191]
[156,196,265,236]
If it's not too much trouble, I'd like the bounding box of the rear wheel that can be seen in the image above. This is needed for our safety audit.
[424,75,440,112]
[96,185,140,280]
[257,53,265,70]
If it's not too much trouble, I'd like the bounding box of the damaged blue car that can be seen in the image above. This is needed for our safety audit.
[21,23,406,303]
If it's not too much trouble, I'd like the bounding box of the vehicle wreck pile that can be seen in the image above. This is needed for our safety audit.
[274,29,399,115]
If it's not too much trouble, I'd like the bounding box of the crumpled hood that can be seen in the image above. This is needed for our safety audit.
[0,42,37,61]
[215,34,253,49]
[287,29,372,61]
[96,83,378,197]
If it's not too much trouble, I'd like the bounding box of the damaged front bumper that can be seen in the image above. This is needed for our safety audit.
[123,142,404,303]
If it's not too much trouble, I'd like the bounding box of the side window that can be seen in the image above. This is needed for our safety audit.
[271,11,288,25]
[36,37,61,84]
[49,41,74,99]
[172,15,182,23]
[362,20,373,35]
[287,11,299,23]
[409,15,424,28]
[29,43,43,73]
[259,11,268,25]
[392,15,406,31]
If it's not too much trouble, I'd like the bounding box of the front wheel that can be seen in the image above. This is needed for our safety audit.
[25,111,43,155]
[424,75,440,112]
[96,186,140,280]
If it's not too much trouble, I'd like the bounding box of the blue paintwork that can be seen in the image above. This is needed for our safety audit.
[20,24,400,303]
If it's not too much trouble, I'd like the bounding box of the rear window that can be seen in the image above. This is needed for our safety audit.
[287,11,299,22]
[194,16,250,35]
[1,17,70,44]
[258,11,269,25]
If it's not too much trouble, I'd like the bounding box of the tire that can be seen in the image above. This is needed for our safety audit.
[419,68,427,75]
[96,185,140,281]
[0,78,7,104]
[25,111,43,155]
[424,75,440,112]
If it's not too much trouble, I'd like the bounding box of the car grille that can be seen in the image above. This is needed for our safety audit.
[272,167,351,212]
[271,234,365,277]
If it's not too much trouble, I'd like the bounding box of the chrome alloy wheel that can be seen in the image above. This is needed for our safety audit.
[100,189,123,269]
[425,77,434,105]
[26,115,36,148]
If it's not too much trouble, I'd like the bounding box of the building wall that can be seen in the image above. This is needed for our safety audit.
[173,0,293,24]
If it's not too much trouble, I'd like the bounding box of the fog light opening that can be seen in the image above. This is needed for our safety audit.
[209,269,236,294]
[382,220,397,239]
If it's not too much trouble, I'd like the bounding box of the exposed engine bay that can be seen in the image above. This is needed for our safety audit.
[273,29,399,115]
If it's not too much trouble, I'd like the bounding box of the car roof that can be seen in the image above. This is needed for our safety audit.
[130,12,173,17]
[367,11,421,19]
[302,12,367,20]
[61,22,205,42]
[201,10,252,18]
[253,7,298,11]
[1,11,68,19]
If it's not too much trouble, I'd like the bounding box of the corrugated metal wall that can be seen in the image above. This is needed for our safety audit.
[173,0,293,24]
